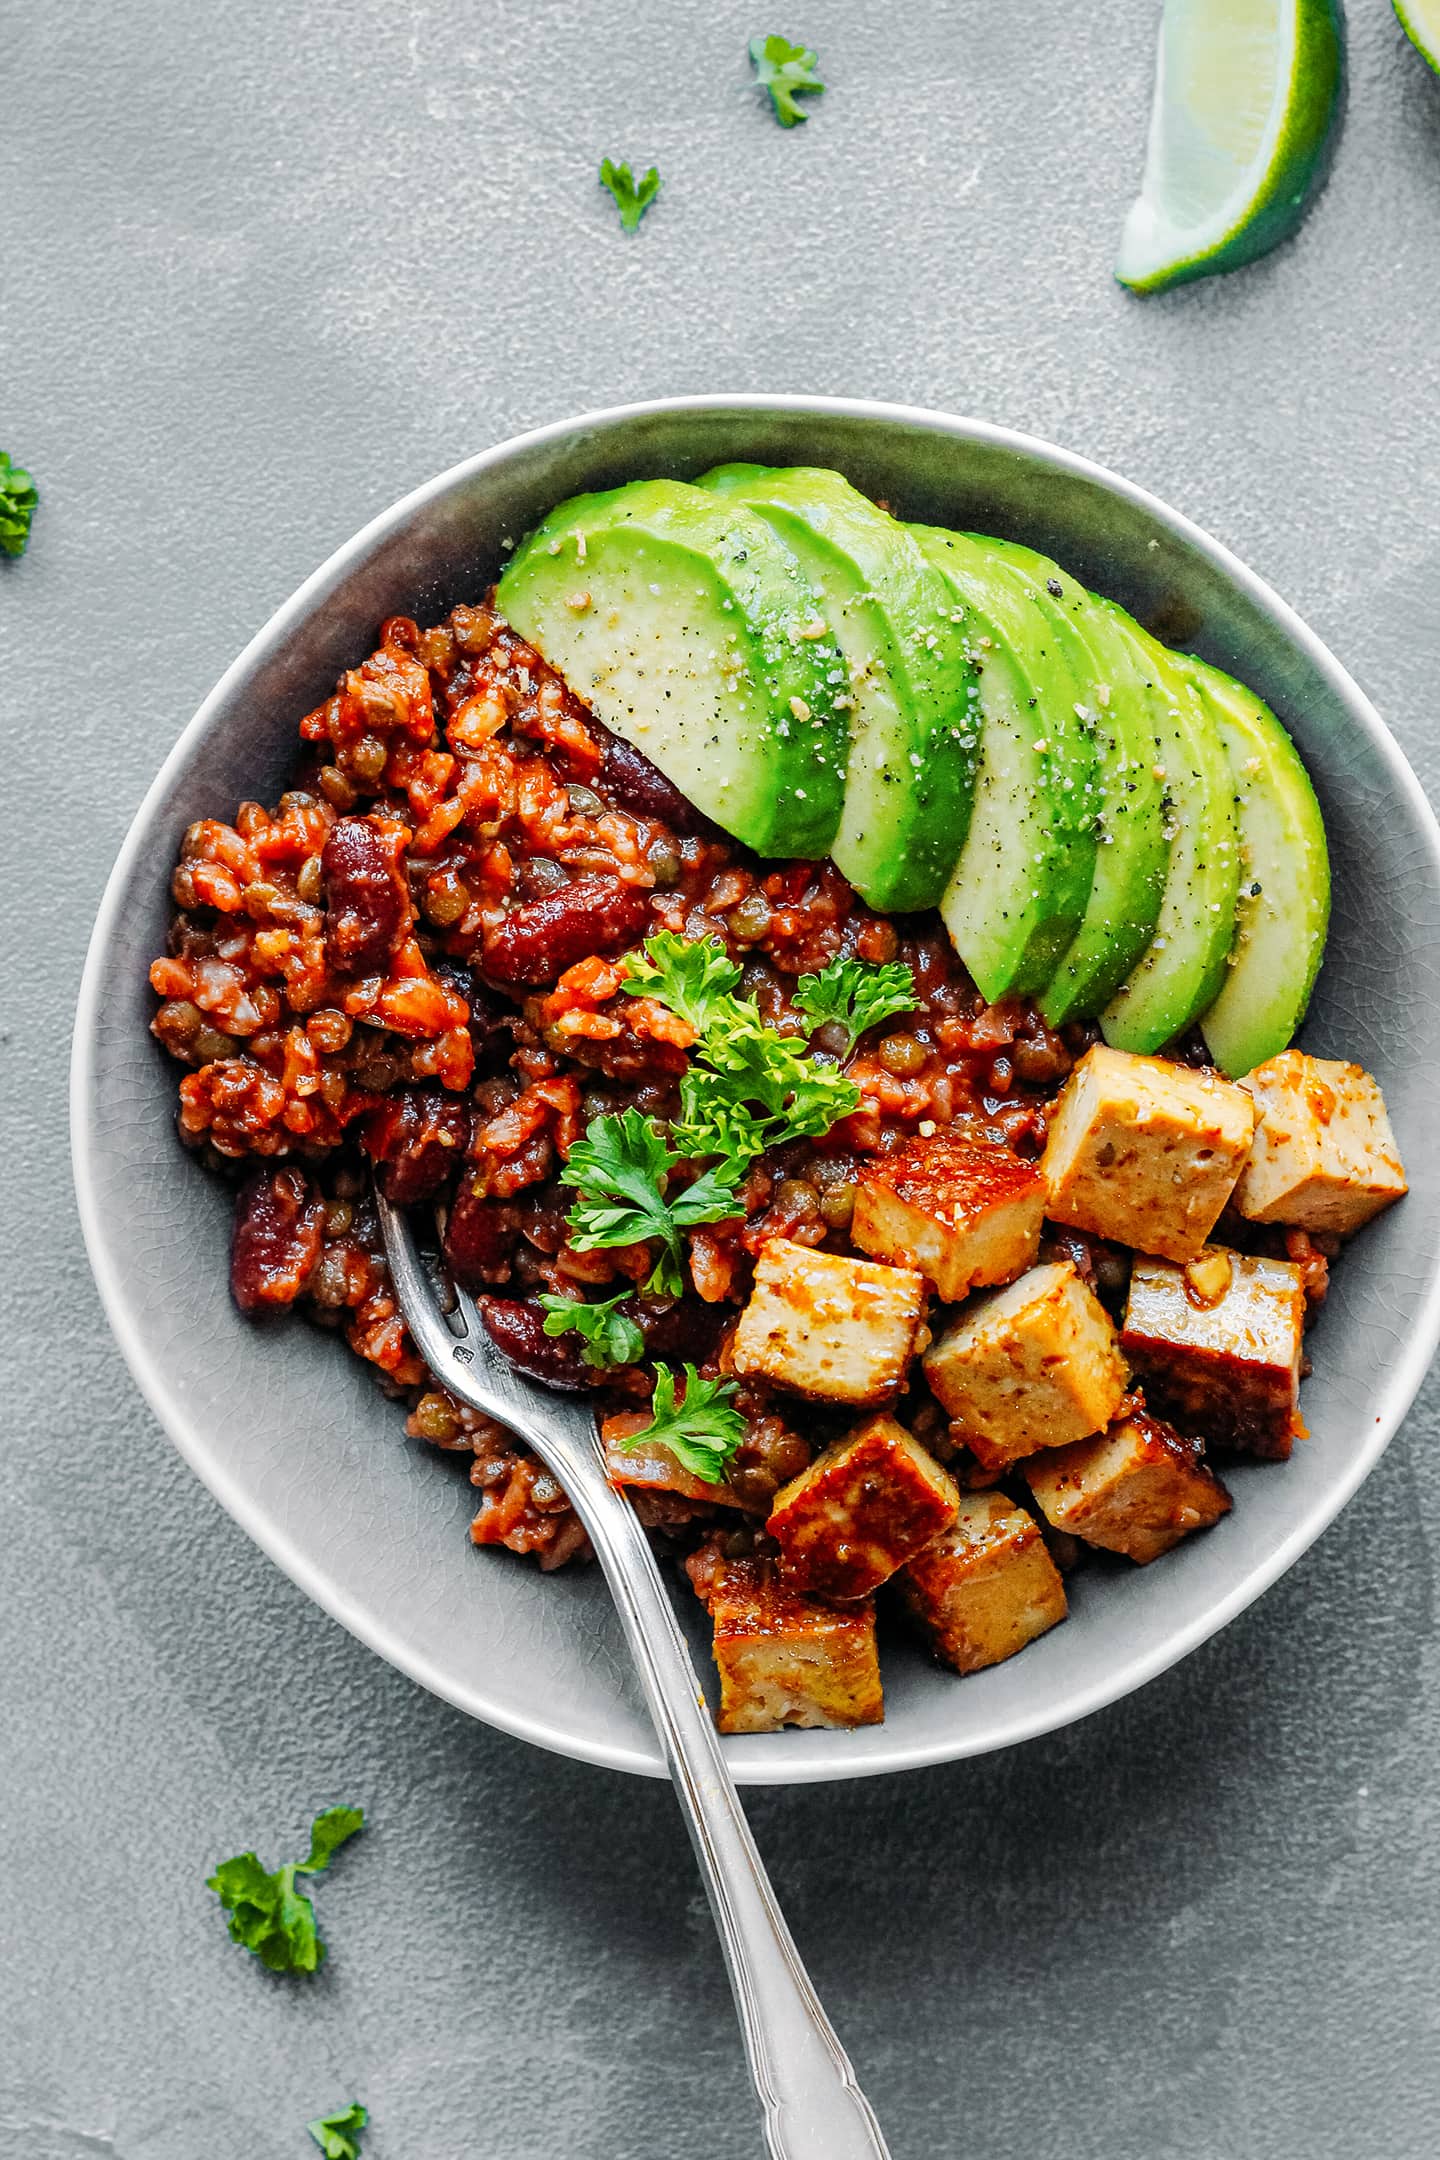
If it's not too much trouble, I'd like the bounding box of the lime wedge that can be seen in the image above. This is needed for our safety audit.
[1396,0,1440,73]
[1117,0,1345,294]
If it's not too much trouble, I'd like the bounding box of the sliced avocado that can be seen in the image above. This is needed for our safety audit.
[912,527,1100,999]
[496,477,848,857]
[1184,660,1330,1077]
[1096,604,1241,1054]
[980,539,1170,1023]
[696,465,978,911]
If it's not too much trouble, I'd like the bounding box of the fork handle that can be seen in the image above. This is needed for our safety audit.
[575,1492,890,2159]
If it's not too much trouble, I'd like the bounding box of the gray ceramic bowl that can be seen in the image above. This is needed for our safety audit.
[72,396,1440,1784]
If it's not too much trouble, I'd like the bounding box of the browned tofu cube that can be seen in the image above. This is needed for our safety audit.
[1236,1050,1408,1235]
[683,1539,884,1733]
[766,1412,960,1600]
[1041,1043,1256,1262]
[1120,1247,1305,1459]
[1023,1408,1232,1565]
[729,1237,926,1405]
[922,1260,1129,1471]
[850,1132,1045,1300]
[897,1492,1067,1674]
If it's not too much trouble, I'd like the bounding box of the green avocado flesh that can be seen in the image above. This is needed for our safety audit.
[1185,658,1331,1077]
[500,467,1328,1066]
[912,527,1100,1000]
[495,477,848,857]
[697,465,978,910]
[979,540,1170,1023]
[1096,605,1242,1054]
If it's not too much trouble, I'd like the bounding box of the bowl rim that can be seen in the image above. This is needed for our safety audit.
[71,392,1440,1783]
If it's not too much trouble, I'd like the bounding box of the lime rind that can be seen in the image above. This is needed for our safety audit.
[1117,0,1345,295]
[1395,0,1440,74]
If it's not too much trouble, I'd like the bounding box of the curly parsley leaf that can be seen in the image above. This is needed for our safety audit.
[538,1291,646,1369]
[206,1806,364,1974]
[749,33,825,127]
[308,2103,368,2159]
[700,1022,861,1139]
[623,1363,745,1483]
[561,1108,744,1294]
[670,1068,777,1164]
[793,956,920,1060]
[0,451,38,558]
[599,157,661,231]
[299,1805,365,1873]
[621,931,860,1164]
[622,930,744,1036]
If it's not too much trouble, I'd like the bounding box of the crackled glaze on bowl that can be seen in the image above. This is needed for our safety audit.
[71,397,1440,1783]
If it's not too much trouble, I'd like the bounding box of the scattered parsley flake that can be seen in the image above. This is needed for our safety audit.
[793,955,920,1060]
[560,1108,744,1295]
[538,1290,646,1369]
[749,33,825,127]
[0,451,38,558]
[599,157,661,231]
[623,1363,745,1484]
[206,1805,364,1975]
[307,2103,368,2159]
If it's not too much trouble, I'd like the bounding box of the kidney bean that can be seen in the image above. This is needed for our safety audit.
[322,815,411,974]
[634,1297,728,1366]
[594,724,715,835]
[480,873,650,986]
[362,1089,472,1204]
[433,961,512,1067]
[231,1165,326,1312]
[479,1297,596,1391]
[444,1182,520,1286]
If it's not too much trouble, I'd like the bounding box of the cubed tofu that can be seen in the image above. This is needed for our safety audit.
[766,1413,960,1600]
[683,1539,884,1733]
[1121,1247,1305,1459]
[922,1260,1129,1471]
[897,1492,1067,1675]
[1024,1408,1232,1565]
[1236,1050,1407,1235]
[729,1237,926,1405]
[1041,1043,1256,1263]
[850,1132,1045,1301]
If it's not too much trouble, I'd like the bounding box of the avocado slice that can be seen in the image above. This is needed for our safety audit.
[1096,604,1242,1054]
[696,465,979,911]
[912,527,1100,1000]
[496,478,849,857]
[1184,660,1330,1077]
[979,540,1170,1024]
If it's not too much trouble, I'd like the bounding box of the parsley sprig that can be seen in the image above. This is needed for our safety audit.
[622,931,743,1034]
[538,1289,646,1369]
[750,34,826,127]
[308,2103,368,2159]
[0,451,38,558]
[206,1805,364,1975]
[599,157,661,230]
[621,931,862,1169]
[793,954,920,1059]
[622,1363,746,1484]
[560,1107,744,1294]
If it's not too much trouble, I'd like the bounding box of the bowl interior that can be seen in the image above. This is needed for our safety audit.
[73,398,1440,1783]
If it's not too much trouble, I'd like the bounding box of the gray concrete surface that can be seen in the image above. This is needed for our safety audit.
[4,3,1440,2154]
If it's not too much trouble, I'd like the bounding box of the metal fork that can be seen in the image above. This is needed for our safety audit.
[376,1191,890,2160]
